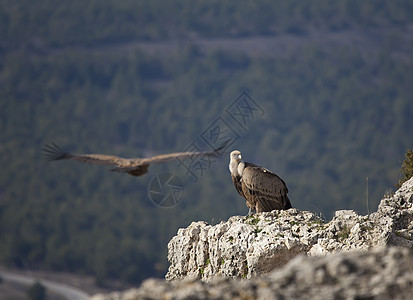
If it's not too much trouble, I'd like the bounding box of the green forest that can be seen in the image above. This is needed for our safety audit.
[1,0,413,286]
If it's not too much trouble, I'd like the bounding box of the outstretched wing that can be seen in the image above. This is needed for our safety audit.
[43,142,132,168]
[43,142,225,177]
[111,146,223,176]
[241,163,291,211]
[140,149,221,165]
[111,142,226,173]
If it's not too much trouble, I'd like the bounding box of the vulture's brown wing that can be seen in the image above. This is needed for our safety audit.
[242,163,288,196]
[231,174,245,198]
[139,150,219,164]
[44,142,225,176]
[43,142,132,168]
[111,142,226,173]
[241,163,291,210]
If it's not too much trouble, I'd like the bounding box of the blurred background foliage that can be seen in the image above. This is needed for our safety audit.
[1,0,412,286]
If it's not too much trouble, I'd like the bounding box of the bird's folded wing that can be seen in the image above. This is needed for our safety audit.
[242,165,288,198]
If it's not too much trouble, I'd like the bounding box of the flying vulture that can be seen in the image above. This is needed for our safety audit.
[229,150,292,215]
[43,142,223,177]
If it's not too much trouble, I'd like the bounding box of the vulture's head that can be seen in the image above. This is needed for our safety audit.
[229,150,242,175]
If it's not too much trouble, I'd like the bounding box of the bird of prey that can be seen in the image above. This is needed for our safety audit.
[43,142,223,177]
[229,150,292,215]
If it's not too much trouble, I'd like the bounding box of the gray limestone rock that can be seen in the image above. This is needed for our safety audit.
[92,246,413,300]
[166,177,413,281]
[92,177,413,300]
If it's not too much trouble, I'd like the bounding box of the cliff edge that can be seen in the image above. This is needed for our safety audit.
[92,177,413,299]
[166,177,413,281]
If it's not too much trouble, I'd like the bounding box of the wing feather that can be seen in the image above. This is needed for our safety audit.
[112,142,226,172]
[43,142,130,167]
[242,163,288,196]
[43,142,225,177]
[231,174,244,197]
[241,163,290,211]
[140,150,219,165]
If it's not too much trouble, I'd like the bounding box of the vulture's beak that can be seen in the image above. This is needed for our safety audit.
[238,154,242,160]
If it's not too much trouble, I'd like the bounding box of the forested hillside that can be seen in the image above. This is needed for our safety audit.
[1,0,412,285]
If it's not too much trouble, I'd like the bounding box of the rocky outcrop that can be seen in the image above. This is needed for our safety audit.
[166,177,413,281]
[92,177,413,300]
[166,209,322,281]
[92,246,413,300]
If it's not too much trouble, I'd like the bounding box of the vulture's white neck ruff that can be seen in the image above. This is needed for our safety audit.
[229,150,243,177]
[229,159,239,176]
[237,161,245,176]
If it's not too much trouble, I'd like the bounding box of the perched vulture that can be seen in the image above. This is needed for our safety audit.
[43,142,223,177]
[229,150,292,215]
